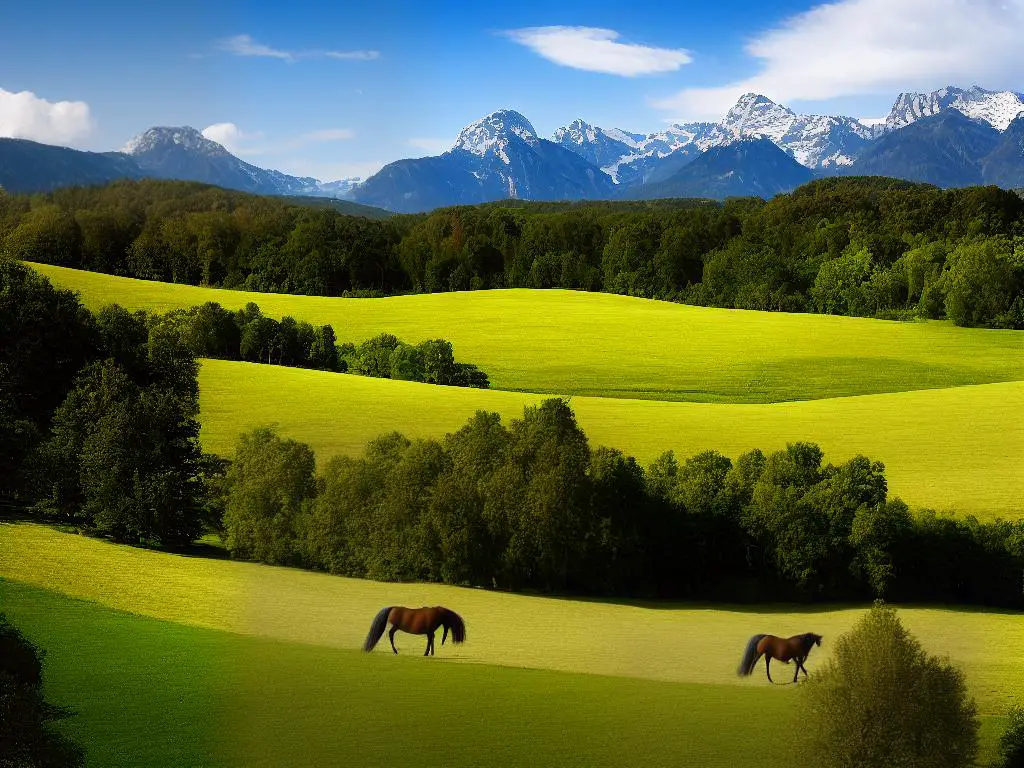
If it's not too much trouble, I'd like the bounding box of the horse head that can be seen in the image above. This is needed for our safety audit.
[808,633,823,648]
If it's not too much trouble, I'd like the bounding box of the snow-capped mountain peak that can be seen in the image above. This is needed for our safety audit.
[453,110,538,156]
[122,126,230,157]
[886,85,1024,131]
[552,120,642,150]
[720,93,797,141]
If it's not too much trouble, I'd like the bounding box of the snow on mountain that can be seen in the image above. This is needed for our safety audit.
[353,110,614,213]
[556,94,875,178]
[122,126,232,158]
[717,94,874,168]
[885,86,1024,132]
[315,177,362,197]
[453,110,538,157]
[552,120,643,179]
[121,126,364,198]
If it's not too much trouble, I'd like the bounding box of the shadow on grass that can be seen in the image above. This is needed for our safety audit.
[6,519,1022,617]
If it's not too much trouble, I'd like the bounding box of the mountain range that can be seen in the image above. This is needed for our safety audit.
[1,84,1022,211]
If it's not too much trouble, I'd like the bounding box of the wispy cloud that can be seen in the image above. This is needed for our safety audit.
[407,137,453,155]
[0,87,93,145]
[216,34,380,63]
[503,26,691,77]
[219,34,294,61]
[201,123,355,156]
[652,0,1024,120]
[324,50,380,61]
[298,128,356,143]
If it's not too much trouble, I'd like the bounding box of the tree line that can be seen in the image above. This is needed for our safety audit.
[2,177,1023,328]
[128,300,488,387]
[4,257,1022,606]
[220,402,1024,608]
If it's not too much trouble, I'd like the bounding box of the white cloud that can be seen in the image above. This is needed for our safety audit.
[0,88,93,145]
[504,26,691,77]
[202,123,354,156]
[201,122,264,154]
[653,0,1024,120]
[217,34,380,63]
[407,137,453,155]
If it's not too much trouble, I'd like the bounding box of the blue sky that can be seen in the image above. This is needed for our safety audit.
[3,0,1023,181]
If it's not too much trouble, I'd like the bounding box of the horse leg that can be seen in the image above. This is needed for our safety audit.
[799,659,809,679]
[765,656,773,683]
[425,632,434,657]
[793,658,801,683]
[389,627,399,654]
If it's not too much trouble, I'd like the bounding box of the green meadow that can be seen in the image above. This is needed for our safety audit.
[1,524,1016,767]
[29,262,1024,403]
[198,360,1024,518]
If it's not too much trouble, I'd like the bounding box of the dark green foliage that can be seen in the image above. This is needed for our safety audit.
[800,602,979,768]
[356,334,401,377]
[276,401,1024,606]
[123,300,488,383]
[308,325,339,371]
[222,426,316,565]
[33,359,208,545]
[1,266,222,545]
[0,258,99,498]
[994,705,1024,768]
[0,613,85,768]
[943,239,1016,326]
[4,177,1024,327]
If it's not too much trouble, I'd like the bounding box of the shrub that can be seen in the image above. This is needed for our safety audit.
[0,614,84,767]
[800,601,979,768]
[994,705,1024,768]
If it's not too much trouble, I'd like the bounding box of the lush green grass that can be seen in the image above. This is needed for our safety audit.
[3,524,1022,716]
[30,262,1024,403]
[198,360,1024,518]
[0,581,806,768]
[1,527,1016,767]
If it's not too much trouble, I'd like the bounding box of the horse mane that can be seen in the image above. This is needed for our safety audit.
[442,608,466,644]
[803,632,822,649]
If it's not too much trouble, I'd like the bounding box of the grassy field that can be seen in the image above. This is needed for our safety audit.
[198,360,1024,518]
[30,262,1024,403]
[1,524,1016,767]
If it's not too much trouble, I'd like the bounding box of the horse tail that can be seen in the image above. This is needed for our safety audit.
[362,607,393,652]
[738,634,767,676]
[443,609,466,644]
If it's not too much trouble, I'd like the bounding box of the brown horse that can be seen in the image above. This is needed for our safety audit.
[362,606,466,656]
[737,633,822,684]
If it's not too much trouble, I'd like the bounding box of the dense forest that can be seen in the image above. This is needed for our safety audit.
[2,177,1022,328]
[4,259,1022,607]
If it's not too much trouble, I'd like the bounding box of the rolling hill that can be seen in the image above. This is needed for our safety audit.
[1,524,1016,766]
[29,263,1024,404]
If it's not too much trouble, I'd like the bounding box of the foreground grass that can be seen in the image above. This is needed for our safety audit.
[198,360,1024,519]
[3,581,812,768]
[3,524,1021,720]
[31,262,1024,403]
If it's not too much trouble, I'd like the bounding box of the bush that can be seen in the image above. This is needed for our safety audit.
[0,614,84,768]
[222,426,316,565]
[800,602,978,768]
[995,705,1024,768]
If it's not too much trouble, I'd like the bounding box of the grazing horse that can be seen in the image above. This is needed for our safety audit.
[362,606,466,656]
[737,633,822,684]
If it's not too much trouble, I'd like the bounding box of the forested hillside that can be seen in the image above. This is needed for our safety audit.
[2,177,1022,327]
